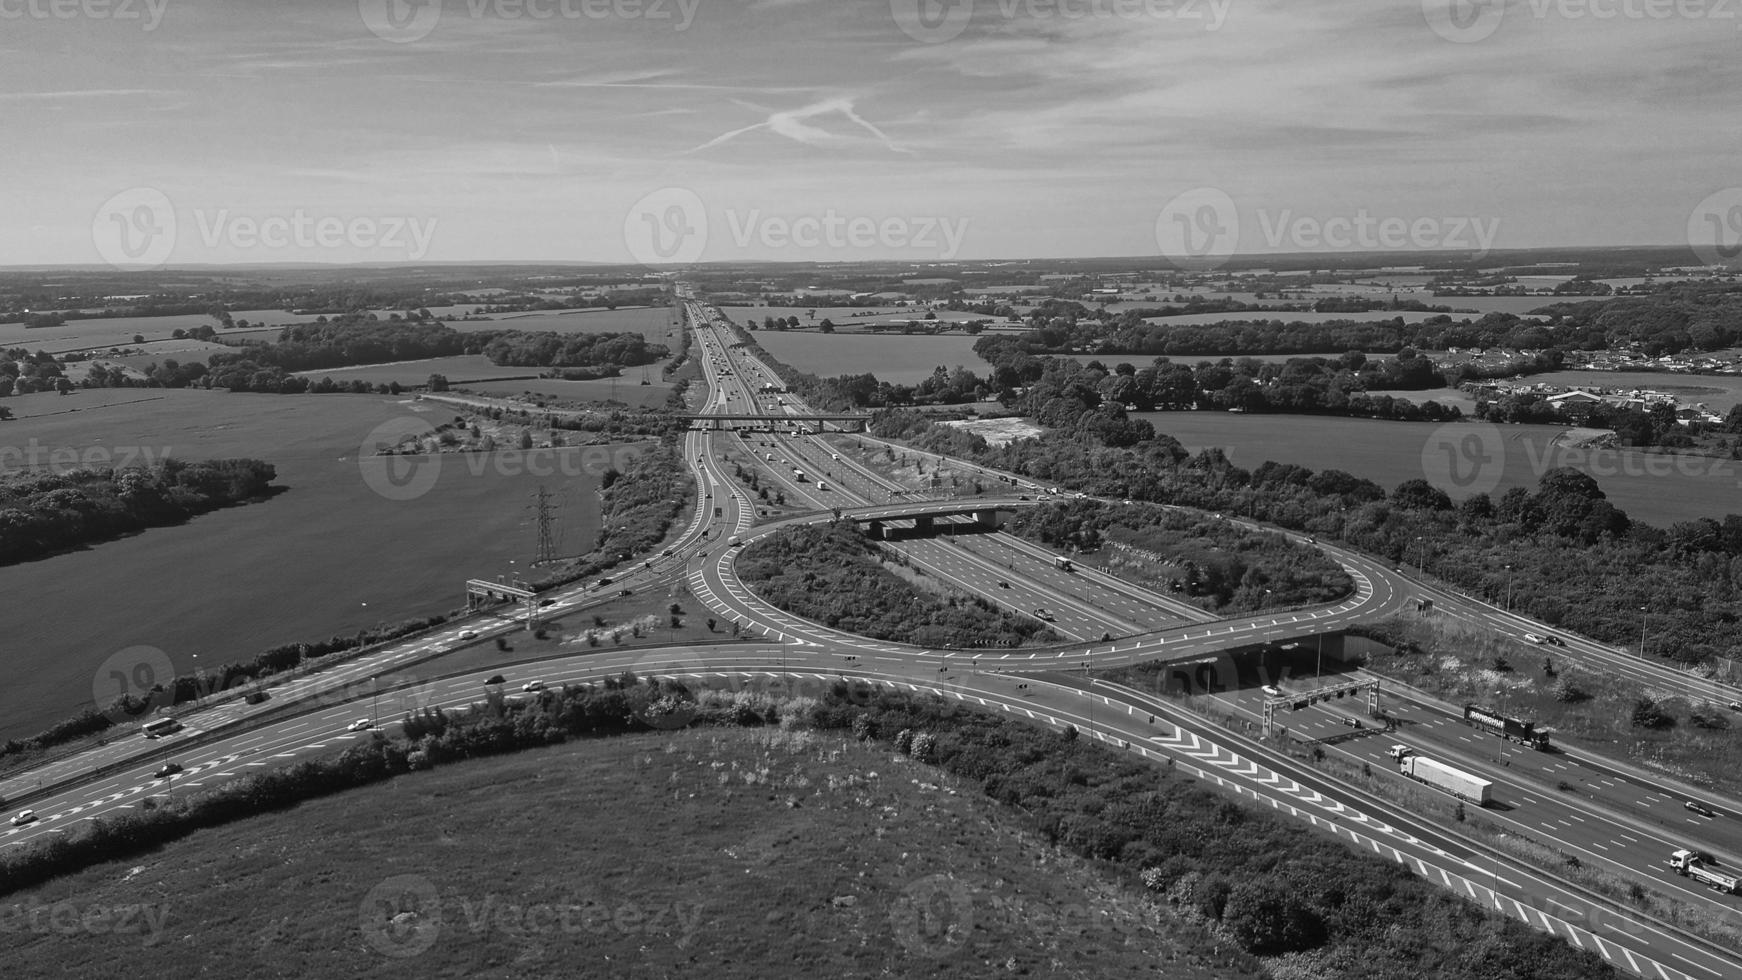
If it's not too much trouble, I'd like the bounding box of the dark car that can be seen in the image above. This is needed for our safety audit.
[1686,801,1717,817]
[618,589,634,597]
[997,580,1010,589]
[1545,635,1566,647]
[485,675,506,686]
[154,762,183,779]
[539,598,557,607]
[244,691,270,705]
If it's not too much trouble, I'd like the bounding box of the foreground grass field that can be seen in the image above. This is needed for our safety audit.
[0,728,1238,980]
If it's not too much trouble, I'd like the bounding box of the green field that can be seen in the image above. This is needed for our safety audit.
[1134,412,1741,526]
[293,354,536,386]
[0,387,638,741]
[0,727,1223,980]
[457,305,677,341]
[721,306,1002,329]
[747,332,985,385]
[459,377,673,408]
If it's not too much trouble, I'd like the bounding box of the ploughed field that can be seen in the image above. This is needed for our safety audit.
[0,387,629,742]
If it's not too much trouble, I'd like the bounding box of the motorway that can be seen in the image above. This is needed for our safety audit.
[3,290,1739,980]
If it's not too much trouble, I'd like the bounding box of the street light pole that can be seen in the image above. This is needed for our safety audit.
[1639,606,1649,660]
[1503,564,1513,613]
[1415,536,1424,579]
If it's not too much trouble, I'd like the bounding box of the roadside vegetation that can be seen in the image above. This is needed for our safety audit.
[1005,500,1353,614]
[0,682,1619,979]
[738,522,1057,648]
[0,458,277,567]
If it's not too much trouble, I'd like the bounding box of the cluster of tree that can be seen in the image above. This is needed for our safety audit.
[0,348,68,396]
[0,459,277,566]
[738,522,1058,648]
[988,352,1458,424]
[1004,500,1353,612]
[468,290,664,315]
[1476,394,1708,451]
[479,330,666,368]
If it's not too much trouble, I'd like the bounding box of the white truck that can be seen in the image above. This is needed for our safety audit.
[1399,753,1492,805]
[1668,849,1742,894]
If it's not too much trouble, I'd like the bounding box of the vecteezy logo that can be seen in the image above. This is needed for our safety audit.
[92,188,176,270]
[624,187,708,266]
[889,874,975,957]
[1420,0,1505,43]
[92,645,176,724]
[359,875,442,958]
[1689,188,1742,268]
[358,0,442,42]
[890,0,974,43]
[1420,422,1505,496]
[358,417,442,502]
[1155,187,1238,270]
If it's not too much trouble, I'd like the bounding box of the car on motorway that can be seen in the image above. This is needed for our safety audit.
[1522,632,1547,644]
[539,598,557,607]
[1032,608,1054,621]
[618,588,634,597]
[662,547,675,556]
[245,690,270,705]
[484,675,506,686]
[1686,801,1717,817]
[1261,685,1281,697]
[597,577,612,586]
[1730,701,1742,712]
[522,680,546,692]
[154,762,183,779]
[457,630,479,640]
[997,580,1010,588]
[11,810,36,827]
[348,719,373,732]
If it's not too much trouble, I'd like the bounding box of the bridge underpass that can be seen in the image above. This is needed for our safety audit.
[852,505,1014,540]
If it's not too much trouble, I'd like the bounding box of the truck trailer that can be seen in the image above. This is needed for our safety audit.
[1400,754,1492,805]
[1463,704,1554,750]
[1668,849,1742,894]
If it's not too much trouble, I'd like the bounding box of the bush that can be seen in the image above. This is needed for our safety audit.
[1631,697,1676,730]
[1221,881,1327,955]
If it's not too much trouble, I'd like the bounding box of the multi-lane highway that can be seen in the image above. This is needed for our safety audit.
[3,289,1739,980]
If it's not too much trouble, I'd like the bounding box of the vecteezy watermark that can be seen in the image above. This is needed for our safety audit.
[888,874,976,957]
[1155,190,1500,269]
[0,901,170,944]
[1419,420,1742,497]
[357,417,643,501]
[91,187,438,270]
[890,0,1230,44]
[0,440,173,479]
[359,874,704,958]
[0,0,169,30]
[92,645,177,725]
[357,0,700,43]
[1420,422,1507,497]
[623,187,971,265]
[1422,0,1740,43]
[1689,188,1742,268]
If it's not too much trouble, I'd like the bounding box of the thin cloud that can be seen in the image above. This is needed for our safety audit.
[685,96,913,155]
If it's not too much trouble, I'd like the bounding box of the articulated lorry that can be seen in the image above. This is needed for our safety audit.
[1668,849,1742,895]
[1392,747,1492,805]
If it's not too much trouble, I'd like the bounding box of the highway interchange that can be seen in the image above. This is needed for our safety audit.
[3,289,1741,979]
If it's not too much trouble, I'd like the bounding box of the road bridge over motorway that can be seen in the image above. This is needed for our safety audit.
[688,412,873,433]
[837,498,1038,539]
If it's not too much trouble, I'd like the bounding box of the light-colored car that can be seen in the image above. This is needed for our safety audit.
[1523,632,1547,644]
[1261,685,1281,697]
[457,630,479,640]
[12,810,37,826]
[348,719,373,732]
[522,680,546,693]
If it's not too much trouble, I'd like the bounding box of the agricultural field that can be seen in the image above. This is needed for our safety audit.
[748,331,985,385]
[455,305,676,341]
[459,376,673,408]
[1139,310,1476,327]
[0,727,1217,980]
[1132,412,1742,527]
[0,387,637,742]
[720,306,1004,329]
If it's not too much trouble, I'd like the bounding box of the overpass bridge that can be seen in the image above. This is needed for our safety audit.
[838,498,1038,539]
[689,412,874,433]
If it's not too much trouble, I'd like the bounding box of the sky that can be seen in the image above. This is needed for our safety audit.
[3,0,1739,267]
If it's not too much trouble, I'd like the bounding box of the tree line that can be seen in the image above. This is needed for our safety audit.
[0,459,277,567]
